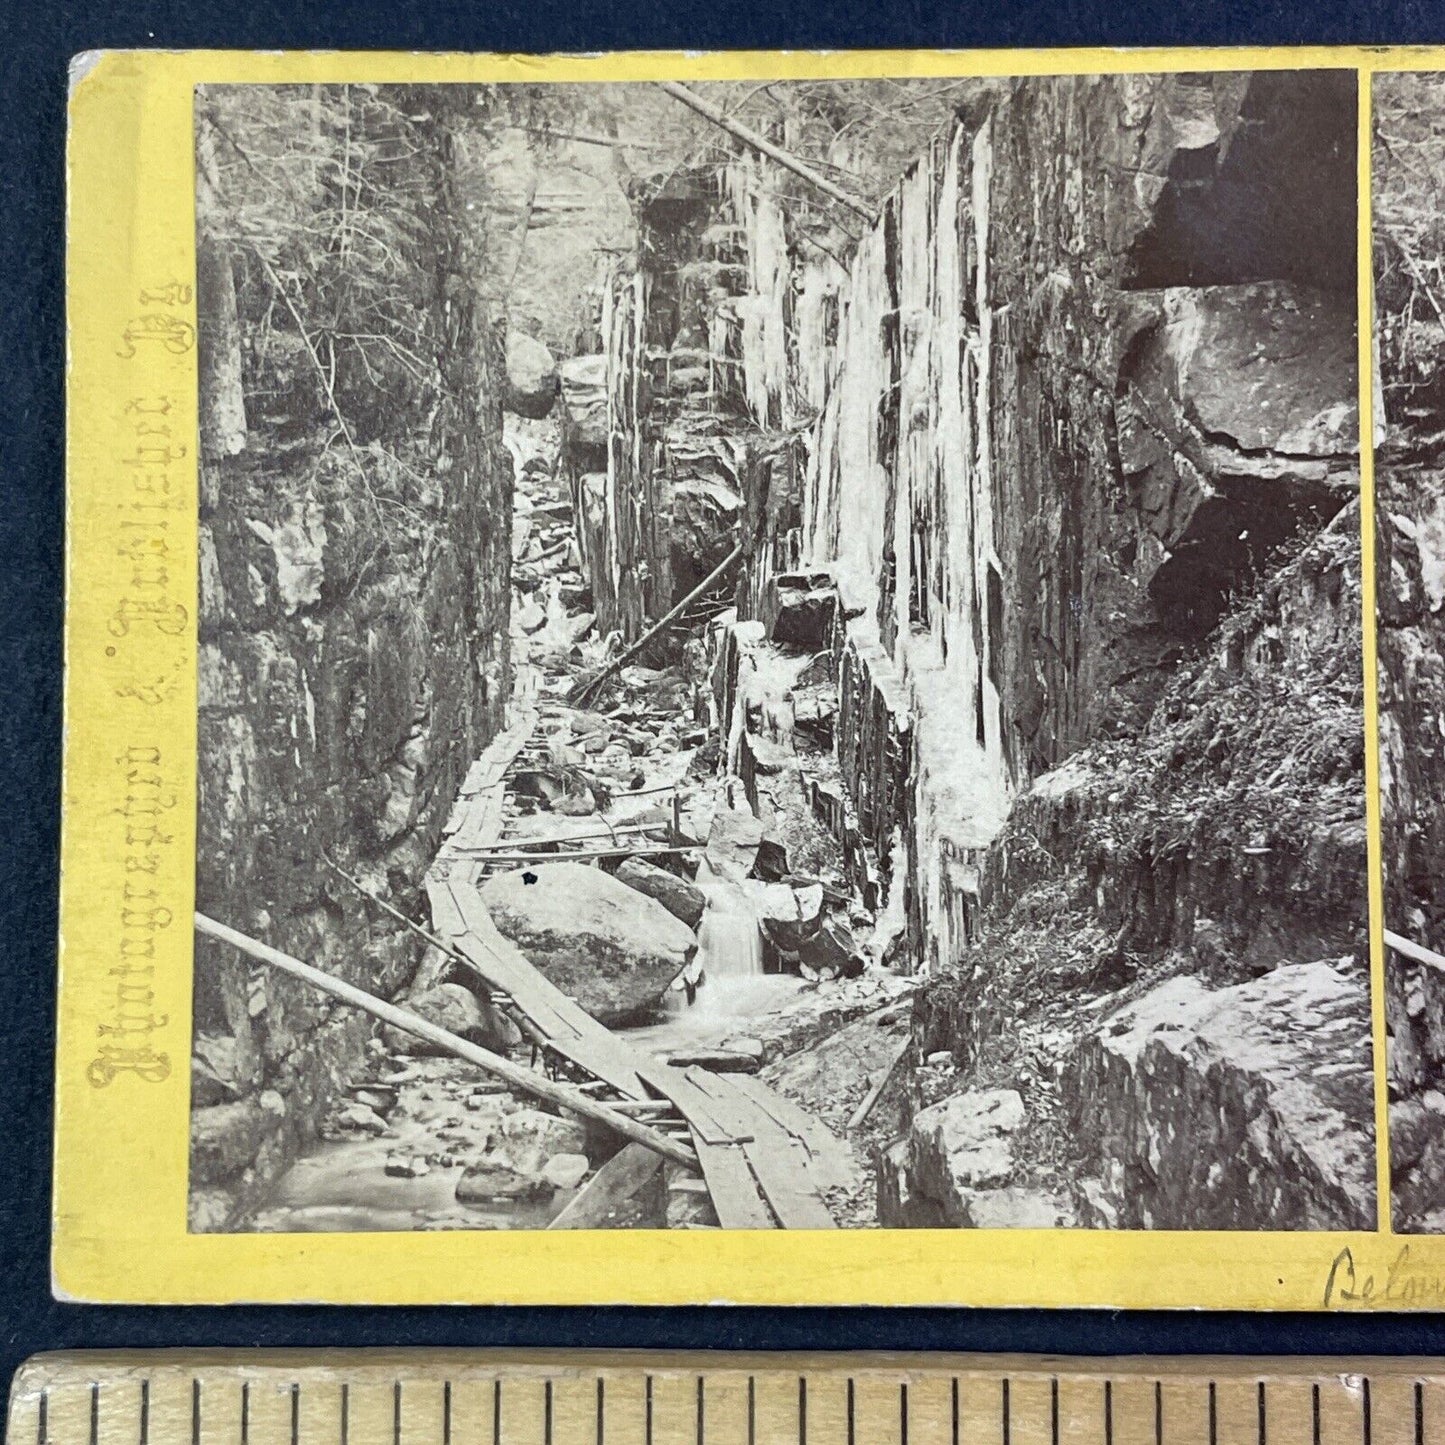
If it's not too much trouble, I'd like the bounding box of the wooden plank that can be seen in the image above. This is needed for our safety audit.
[444,881,647,1098]
[546,1144,664,1230]
[690,1138,775,1229]
[690,1072,835,1229]
[729,1074,855,1190]
[634,1061,745,1147]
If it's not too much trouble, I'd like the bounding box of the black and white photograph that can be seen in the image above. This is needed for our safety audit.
[189,69,1375,1236]
[1374,71,1445,1234]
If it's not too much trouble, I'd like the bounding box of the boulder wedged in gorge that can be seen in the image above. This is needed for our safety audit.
[1068,960,1376,1230]
[479,862,697,1025]
[504,331,559,418]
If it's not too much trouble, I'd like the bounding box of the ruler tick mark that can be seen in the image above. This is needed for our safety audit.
[1104,1380,1113,1445]
[1313,1385,1322,1445]
[1154,1381,1163,1445]
[1051,1380,1059,1445]
[1415,1382,1424,1445]
[747,1378,755,1445]
[394,1381,403,1445]
[238,1382,246,1445]
[901,1382,909,1445]
[1363,1378,1372,1445]
[90,1384,99,1445]
[951,1379,959,1445]
[291,1385,300,1445]
[544,1380,553,1445]
[190,1380,199,1445]
[342,1384,350,1445]
[846,1379,855,1445]
[441,1383,449,1445]
[695,1376,704,1445]
[645,1376,653,1445]
[1258,1382,1268,1445]
[1003,1378,1011,1445]
[492,1380,501,1445]
[1209,1382,1217,1445]
[140,1381,150,1445]
[799,1376,807,1445]
[596,1378,604,1445]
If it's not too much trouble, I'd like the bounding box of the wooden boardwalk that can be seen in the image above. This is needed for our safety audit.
[426,684,848,1229]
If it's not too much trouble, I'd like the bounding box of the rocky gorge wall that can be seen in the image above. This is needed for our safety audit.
[189,91,513,1229]
[1373,71,1445,1231]
[707,71,1373,1229]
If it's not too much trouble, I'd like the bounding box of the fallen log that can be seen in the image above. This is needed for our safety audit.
[195,912,698,1171]
[1385,928,1445,971]
[847,1034,911,1132]
[468,844,705,864]
[547,1143,667,1230]
[568,542,743,704]
[656,82,872,220]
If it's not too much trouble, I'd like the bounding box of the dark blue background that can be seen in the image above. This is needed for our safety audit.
[7,0,1445,1379]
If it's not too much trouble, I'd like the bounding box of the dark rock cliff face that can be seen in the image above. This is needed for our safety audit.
[1373,72,1445,1231]
[190,93,512,1228]
[693,71,1370,1229]
[563,173,754,643]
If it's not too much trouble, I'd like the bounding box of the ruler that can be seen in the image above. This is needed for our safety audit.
[6,1353,1442,1445]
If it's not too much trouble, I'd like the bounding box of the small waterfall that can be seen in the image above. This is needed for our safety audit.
[693,861,763,981]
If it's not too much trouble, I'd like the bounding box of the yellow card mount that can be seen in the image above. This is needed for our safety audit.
[7,1353,1442,1445]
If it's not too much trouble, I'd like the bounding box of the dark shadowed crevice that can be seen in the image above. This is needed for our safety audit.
[1123,70,1357,294]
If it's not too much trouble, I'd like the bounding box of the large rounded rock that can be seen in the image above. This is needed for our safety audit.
[380,982,502,1056]
[479,862,696,1024]
[504,332,559,418]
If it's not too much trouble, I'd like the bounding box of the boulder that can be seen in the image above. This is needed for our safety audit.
[616,856,706,930]
[504,332,558,418]
[478,863,696,1025]
[1067,959,1376,1230]
[797,917,865,979]
[913,1089,1024,1209]
[380,982,498,1057]
[543,1153,591,1190]
[765,572,838,650]
[755,881,825,954]
[455,1108,589,1203]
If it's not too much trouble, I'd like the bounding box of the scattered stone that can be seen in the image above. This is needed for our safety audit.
[664,1048,762,1074]
[455,1108,590,1203]
[349,1084,398,1117]
[384,1155,431,1179]
[616,857,706,930]
[478,863,696,1025]
[333,1101,390,1137]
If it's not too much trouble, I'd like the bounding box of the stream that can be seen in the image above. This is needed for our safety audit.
[244,899,806,1233]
